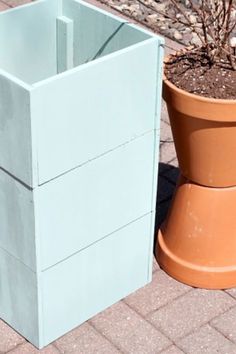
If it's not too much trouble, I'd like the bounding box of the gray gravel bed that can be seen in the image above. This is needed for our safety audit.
[98,0,199,46]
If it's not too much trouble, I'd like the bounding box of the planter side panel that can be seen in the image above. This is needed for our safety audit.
[0,0,58,84]
[0,170,36,270]
[0,76,32,185]
[147,37,164,279]
[41,213,151,346]
[0,248,39,347]
[32,39,158,184]
[36,132,154,270]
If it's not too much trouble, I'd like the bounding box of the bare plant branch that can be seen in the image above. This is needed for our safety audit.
[136,0,236,69]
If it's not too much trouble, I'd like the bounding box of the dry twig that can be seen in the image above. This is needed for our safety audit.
[138,0,236,70]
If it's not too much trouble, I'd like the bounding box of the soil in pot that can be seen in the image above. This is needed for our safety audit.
[165,49,236,100]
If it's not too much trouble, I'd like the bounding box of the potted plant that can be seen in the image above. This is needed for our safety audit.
[154,0,236,289]
[0,0,164,348]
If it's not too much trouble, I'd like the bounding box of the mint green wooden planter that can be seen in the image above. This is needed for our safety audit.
[0,0,164,348]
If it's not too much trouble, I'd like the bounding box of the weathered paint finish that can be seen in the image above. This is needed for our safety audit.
[0,170,36,270]
[0,0,58,84]
[57,16,74,73]
[0,0,164,348]
[0,0,161,188]
[0,248,39,346]
[41,214,152,346]
[0,77,32,185]
[148,40,164,280]
[32,39,158,185]
[63,0,150,65]
[37,132,154,269]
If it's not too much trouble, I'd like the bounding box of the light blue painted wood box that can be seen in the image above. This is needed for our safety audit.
[0,0,164,348]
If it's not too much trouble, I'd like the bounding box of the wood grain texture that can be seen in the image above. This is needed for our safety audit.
[35,132,155,270]
[147,38,164,280]
[0,75,32,185]
[57,16,74,73]
[32,39,158,185]
[0,170,36,270]
[0,248,39,346]
[0,0,162,187]
[0,0,58,84]
[63,0,150,65]
[41,214,152,346]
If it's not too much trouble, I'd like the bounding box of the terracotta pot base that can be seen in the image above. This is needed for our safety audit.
[155,176,236,289]
[157,229,236,289]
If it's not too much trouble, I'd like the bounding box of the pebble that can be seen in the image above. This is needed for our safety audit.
[146,13,158,25]
[230,37,236,48]
[115,4,129,11]
[191,32,202,47]
[160,25,167,31]
[189,14,197,24]
[129,3,140,11]
[174,30,183,41]
[153,3,166,13]
[184,27,192,33]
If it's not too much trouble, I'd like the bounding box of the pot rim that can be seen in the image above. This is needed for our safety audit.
[163,56,236,105]
[163,75,236,105]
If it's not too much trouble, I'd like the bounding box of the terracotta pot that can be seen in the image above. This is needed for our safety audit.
[155,67,236,289]
[156,176,236,289]
[163,77,236,187]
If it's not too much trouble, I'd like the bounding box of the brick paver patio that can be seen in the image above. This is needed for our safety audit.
[0,0,236,353]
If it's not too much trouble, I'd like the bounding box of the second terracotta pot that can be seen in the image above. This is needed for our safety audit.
[156,176,236,289]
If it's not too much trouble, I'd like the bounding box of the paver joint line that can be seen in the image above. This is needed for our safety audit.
[87,321,126,354]
[209,322,236,345]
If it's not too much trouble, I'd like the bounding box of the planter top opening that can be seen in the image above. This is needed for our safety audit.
[0,0,153,85]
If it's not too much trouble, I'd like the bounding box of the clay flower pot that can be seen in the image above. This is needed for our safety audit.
[156,71,236,289]
[162,76,236,187]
